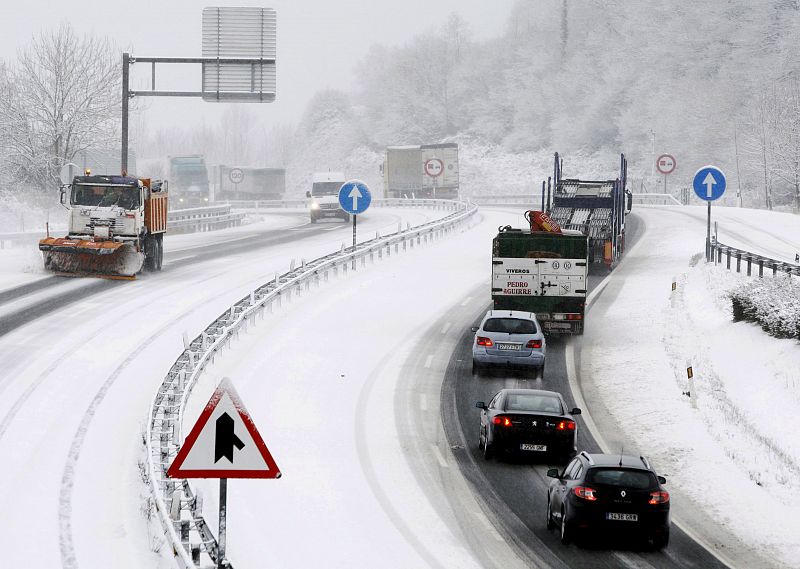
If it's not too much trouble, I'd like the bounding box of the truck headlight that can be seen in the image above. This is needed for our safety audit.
[311,202,320,210]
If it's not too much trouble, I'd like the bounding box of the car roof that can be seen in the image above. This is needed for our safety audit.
[581,453,653,470]
[485,310,537,320]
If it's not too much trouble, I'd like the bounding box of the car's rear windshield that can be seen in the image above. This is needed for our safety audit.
[587,468,657,490]
[505,393,562,413]
[484,318,537,334]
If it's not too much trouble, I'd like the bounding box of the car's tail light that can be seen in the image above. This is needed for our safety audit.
[566,314,583,321]
[556,420,575,431]
[492,416,512,427]
[649,491,670,504]
[573,486,597,501]
[476,336,493,347]
[526,339,542,348]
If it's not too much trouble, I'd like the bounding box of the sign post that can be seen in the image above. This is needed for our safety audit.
[338,180,372,266]
[168,377,281,569]
[424,158,444,199]
[692,166,726,262]
[656,154,676,194]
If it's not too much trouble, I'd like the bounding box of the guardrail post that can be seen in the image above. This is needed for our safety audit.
[746,257,752,276]
[773,263,778,276]
[758,259,763,277]
[736,253,741,273]
[726,249,731,270]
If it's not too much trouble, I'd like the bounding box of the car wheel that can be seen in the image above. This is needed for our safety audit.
[472,360,480,376]
[546,497,556,530]
[483,433,493,460]
[560,507,571,545]
[651,530,669,550]
[536,364,544,380]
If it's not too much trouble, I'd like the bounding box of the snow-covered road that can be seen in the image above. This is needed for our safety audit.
[0,206,441,569]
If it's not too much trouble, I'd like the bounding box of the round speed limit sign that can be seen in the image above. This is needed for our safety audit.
[229,168,244,184]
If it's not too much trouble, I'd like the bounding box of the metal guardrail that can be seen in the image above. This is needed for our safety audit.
[711,239,800,278]
[145,199,475,569]
[631,193,682,206]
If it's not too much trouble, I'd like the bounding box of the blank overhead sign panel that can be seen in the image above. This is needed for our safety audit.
[202,7,277,102]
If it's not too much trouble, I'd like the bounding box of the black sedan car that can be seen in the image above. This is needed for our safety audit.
[476,388,580,462]
[546,451,671,549]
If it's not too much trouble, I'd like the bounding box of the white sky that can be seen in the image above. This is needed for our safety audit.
[0,0,512,130]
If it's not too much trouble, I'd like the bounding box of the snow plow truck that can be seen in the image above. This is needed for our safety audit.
[39,173,168,279]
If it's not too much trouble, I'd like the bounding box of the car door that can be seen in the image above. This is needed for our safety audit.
[552,458,580,514]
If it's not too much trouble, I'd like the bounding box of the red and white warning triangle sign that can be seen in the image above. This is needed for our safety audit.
[167,377,281,479]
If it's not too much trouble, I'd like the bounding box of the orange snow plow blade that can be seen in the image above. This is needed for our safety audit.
[38,238,143,279]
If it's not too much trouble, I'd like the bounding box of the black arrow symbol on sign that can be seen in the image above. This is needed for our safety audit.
[215,412,245,463]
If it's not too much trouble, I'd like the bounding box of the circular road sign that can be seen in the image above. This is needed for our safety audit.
[424,158,444,178]
[229,168,244,184]
[656,154,676,175]
[692,166,726,201]
[338,179,372,215]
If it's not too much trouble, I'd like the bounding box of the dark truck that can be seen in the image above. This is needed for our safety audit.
[492,211,588,335]
[548,153,632,267]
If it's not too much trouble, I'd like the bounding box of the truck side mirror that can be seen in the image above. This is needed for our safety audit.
[306,191,311,198]
[59,186,68,206]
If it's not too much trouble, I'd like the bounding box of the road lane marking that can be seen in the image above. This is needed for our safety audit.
[431,444,449,468]
[460,296,473,306]
[476,511,505,542]
[424,355,434,368]
[419,393,428,411]
[440,322,451,334]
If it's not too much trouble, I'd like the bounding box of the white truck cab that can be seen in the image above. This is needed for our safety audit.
[307,172,349,223]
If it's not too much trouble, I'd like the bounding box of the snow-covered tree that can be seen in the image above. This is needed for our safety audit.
[0,23,121,192]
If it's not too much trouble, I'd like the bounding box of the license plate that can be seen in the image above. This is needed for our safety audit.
[496,343,521,350]
[520,443,547,451]
[547,323,571,330]
[606,513,638,521]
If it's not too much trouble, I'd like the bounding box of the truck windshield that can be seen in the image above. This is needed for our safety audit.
[311,182,343,196]
[72,184,140,209]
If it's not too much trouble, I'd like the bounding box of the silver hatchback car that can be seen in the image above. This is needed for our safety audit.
[472,310,546,379]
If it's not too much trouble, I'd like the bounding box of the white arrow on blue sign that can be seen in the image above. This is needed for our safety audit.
[692,166,726,201]
[338,180,372,215]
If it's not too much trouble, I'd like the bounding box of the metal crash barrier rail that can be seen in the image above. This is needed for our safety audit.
[711,239,800,278]
[144,199,478,568]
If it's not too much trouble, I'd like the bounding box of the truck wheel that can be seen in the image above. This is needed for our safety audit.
[155,234,164,271]
[310,216,317,224]
[144,236,157,271]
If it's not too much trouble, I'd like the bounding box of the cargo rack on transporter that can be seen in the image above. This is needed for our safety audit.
[547,152,631,267]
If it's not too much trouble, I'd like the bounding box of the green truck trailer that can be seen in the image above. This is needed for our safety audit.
[492,215,589,335]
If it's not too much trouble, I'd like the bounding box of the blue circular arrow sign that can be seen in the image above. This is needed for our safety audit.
[338,180,372,215]
[692,166,726,201]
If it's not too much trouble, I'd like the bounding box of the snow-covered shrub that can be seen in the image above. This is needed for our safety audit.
[729,275,800,340]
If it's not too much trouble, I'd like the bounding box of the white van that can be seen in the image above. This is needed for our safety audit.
[307,172,350,223]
